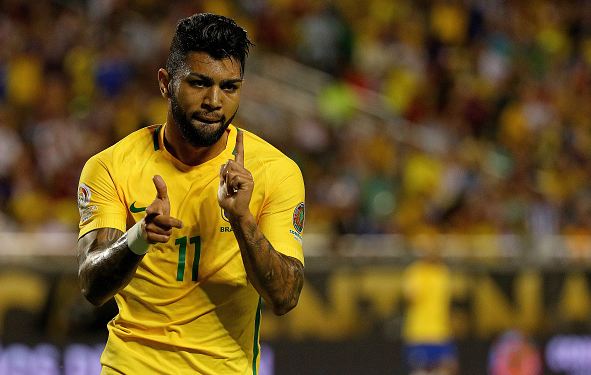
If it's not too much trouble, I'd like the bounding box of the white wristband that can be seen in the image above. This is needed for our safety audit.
[127,219,149,255]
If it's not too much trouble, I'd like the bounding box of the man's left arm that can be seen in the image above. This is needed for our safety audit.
[229,214,304,315]
[218,131,304,315]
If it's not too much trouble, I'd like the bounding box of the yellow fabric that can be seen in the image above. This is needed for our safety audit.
[78,124,305,374]
[402,260,452,344]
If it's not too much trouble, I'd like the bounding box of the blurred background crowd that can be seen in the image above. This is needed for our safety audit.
[2,0,591,245]
[3,2,591,373]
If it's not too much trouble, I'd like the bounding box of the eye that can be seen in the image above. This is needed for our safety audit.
[222,84,239,93]
[189,80,206,88]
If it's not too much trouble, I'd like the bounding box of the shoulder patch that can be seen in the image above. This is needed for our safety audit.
[77,183,91,209]
[78,183,97,224]
[292,202,305,233]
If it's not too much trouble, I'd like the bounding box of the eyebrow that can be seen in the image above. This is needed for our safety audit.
[187,72,243,85]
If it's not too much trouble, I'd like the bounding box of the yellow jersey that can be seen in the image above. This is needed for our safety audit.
[77,124,305,374]
[402,260,452,344]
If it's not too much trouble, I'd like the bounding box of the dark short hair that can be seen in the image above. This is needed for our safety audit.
[166,13,254,80]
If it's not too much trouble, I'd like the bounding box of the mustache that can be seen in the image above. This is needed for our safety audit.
[192,112,224,123]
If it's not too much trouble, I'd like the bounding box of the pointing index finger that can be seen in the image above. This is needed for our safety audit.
[234,129,244,166]
[152,175,168,200]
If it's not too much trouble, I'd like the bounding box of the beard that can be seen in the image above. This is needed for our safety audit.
[170,93,236,148]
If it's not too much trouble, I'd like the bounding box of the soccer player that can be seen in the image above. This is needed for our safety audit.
[402,232,458,375]
[76,13,305,374]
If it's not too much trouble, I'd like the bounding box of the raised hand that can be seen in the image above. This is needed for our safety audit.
[218,130,254,221]
[144,175,183,243]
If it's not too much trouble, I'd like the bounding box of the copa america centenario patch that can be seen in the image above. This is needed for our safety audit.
[292,202,305,233]
[78,183,96,223]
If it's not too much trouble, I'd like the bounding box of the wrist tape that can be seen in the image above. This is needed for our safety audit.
[127,219,149,255]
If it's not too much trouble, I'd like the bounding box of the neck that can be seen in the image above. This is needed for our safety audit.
[163,117,229,166]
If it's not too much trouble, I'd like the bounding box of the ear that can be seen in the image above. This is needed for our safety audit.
[158,68,171,98]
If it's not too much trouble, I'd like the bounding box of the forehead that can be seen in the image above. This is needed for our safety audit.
[182,51,242,79]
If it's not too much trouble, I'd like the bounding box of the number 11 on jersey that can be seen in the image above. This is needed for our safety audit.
[175,236,201,281]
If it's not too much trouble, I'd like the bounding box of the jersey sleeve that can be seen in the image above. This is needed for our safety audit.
[258,159,305,265]
[77,153,127,239]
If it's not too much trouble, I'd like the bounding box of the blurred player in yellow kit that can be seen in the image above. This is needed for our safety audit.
[76,13,305,375]
[402,232,458,375]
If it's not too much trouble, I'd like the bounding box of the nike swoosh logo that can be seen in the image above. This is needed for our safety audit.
[129,202,147,213]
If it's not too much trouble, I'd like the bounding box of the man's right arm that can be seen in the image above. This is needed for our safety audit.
[77,175,182,306]
[77,227,144,306]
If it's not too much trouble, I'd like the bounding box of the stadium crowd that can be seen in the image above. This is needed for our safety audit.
[1,0,591,248]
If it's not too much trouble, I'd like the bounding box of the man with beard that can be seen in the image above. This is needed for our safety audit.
[76,13,305,374]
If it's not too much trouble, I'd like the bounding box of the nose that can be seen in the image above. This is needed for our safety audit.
[202,86,222,110]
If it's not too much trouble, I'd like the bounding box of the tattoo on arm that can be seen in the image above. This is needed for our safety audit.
[232,217,304,315]
[77,228,144,306]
